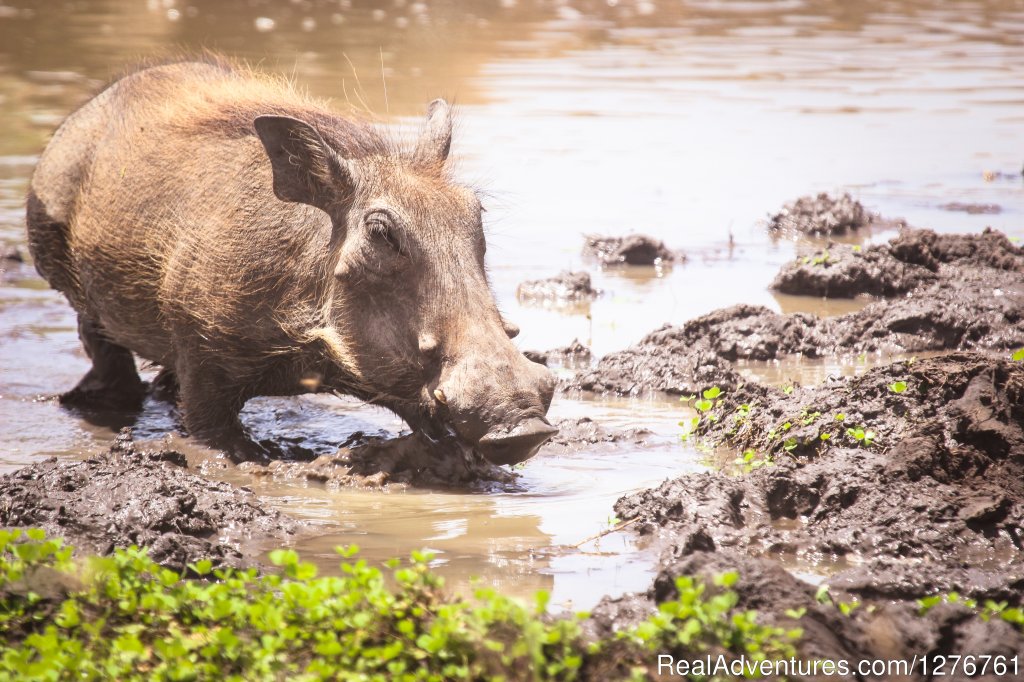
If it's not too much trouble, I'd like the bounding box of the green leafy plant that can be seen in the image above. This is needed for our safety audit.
[732,449,773,474]
[1013,348,1024,362]
[915,592,1024,631]
[0,530,804,681]
[888,381,907,394]
[844,426,876,447]
[680,386,724,445]
[800,250,832,267]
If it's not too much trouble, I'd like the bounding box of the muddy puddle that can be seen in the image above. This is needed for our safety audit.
[2,0,1024,617]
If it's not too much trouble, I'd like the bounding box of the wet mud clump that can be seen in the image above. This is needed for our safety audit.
[603,353,1024,671]
[582,234,678,266]
[524,339,592,368]
[773,227,1024,298]
[0,430,300,573]
[0,245,30,284]
[515,271,598,307]
[940,201,1002,215]
[770,242,934,297]
[767,192,875,237]
[1,245,23,263]
[239,431,518,490]
[569,343,747,396]
[540,417,654,456]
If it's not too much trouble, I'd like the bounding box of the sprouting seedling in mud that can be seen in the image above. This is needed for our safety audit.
[845,426,876,447]
[889,380,908,393]
[26,57,557,466]
[800,249,833,266]
[1013,348,1024,362]
[679,386,723,445]
[733,448,773,474]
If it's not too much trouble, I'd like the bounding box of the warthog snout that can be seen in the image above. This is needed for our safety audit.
[434,348,558,466]
[477,417,559,466]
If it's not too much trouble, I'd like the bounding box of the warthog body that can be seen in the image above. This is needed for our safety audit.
[27,58,556,464]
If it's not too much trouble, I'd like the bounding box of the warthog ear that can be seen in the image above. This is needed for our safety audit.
[253,115,354,212]
[413,99,452,164]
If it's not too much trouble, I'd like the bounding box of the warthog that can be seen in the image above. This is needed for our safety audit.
[27,57,556,465]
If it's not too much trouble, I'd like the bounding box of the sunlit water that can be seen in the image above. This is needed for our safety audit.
[1,0,1022,608]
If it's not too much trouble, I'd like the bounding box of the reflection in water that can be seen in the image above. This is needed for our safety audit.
[1,0,1023,605]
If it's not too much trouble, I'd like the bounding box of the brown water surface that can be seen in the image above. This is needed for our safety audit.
[1,0,1022,607]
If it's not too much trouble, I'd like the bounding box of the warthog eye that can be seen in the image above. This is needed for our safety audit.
[365,210,402,254]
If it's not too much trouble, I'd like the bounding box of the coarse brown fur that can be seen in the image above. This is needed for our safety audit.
[28,56,556,462]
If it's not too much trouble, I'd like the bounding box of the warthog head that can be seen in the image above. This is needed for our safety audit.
[254,101,556,465]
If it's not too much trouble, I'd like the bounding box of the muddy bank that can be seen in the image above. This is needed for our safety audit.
[619,354,1024,568]
[772,227,1024,298]
[767,192,878,237]
[238,430,517,490]
[0,430,301,573]
[582,233,679,266]
[515,270,598,309]
[590,549,1023,682]
[599,352,1024,676]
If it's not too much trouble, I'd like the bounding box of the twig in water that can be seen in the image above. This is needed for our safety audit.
[572,517,638,549]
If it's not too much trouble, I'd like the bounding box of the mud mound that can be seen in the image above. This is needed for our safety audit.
[940,202,1002,215]
[571,343,748,396]
[574,270,1022,396]
[771,242,935,297]
[516,271,598,306]
[582,234,677,266]
[615,353,1024,602]
[692,352,1023,459]
[540,417,654,456]
[524,339,592,368]
[0,245,31,284]
[773,228,1024,298]
[767,192,875,237]
[889,227,1024,272]
[0,430,300,573]
[239,431,517,490]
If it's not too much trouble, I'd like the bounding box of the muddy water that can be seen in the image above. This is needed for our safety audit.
[1,1,1023,608]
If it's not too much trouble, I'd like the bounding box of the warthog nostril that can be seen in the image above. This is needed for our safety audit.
[433,388,447,404]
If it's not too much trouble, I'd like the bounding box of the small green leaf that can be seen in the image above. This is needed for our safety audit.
[889,381,907,394]
[1013,348,1024,362]
[190,559,213,576]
